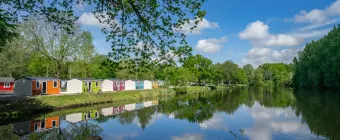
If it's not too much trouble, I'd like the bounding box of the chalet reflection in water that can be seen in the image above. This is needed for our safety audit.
[12,116,60,137]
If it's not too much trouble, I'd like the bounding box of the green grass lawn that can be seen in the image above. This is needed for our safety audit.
[34,89,175,108]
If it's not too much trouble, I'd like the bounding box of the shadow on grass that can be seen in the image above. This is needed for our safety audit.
[0,96,53,125]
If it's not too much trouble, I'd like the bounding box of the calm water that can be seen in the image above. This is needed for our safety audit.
[1,87,340,140]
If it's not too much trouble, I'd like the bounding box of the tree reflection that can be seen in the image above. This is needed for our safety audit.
[117,111,137,125]
[61,120,103,140]
[293,90,340,139]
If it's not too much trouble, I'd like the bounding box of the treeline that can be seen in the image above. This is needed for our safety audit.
[0,18,295,88]
[293,25,340,89]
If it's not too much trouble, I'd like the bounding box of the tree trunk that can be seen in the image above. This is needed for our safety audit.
[56,62,61,79]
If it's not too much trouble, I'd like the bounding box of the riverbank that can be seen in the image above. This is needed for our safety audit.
[0,86,212,116]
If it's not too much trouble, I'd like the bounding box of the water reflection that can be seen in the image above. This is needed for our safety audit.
[1,87,339,139]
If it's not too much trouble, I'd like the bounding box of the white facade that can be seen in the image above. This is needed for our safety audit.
[125,103,136,111]
[125,80,136,90]
[143,101,153,107]
[65,79,82,94]
[101,107,113,116]
[102,79,113,92]
[14,78,32,96]
[144,80,152,89]
[65,113,82,123]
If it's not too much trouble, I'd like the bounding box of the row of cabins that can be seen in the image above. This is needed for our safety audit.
[0,77,164,96]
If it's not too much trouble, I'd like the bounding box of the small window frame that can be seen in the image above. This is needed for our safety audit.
[53,81,58,88]
[52,120,56,127]
[40,121,45,129]
[95,82,98,87]
[36,81,40,88]
[34,123,38,131]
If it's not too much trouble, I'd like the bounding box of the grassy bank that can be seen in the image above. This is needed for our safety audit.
[36,89,175,109]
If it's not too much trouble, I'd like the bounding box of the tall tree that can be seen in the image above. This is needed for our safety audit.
[243,64,255,85]
[22,18,84,78]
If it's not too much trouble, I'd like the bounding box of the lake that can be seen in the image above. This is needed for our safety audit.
[1,87,339,140]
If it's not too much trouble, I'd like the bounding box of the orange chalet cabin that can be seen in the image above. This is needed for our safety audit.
[14,77,61,96]
[0,77,15,94]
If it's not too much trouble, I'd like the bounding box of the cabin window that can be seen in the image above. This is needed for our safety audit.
[36,81,40,88]
[53,81,58,88]
[34,123,38,131]
[52,120,56,127]
[3,82,10,88]
[40,121,45,129]
[95,112,98,118]
[96,82,98,87]
[85,82,88,86]
[122,82,125,86]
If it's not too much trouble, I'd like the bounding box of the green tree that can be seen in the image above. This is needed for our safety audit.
[22,18,84,78]
[294,25,340,89]
[243,64,255,85]
[183,54,213,84]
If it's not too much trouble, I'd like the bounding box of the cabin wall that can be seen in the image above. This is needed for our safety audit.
[120,81,125,90]
[0,82,14,93]
[101,107,114,116]
[46,80,60,95]
[31,80,41,95]
[66,79,82,94]
[45,116,60,129]
[125,80,136,90]
[144,81,152,89]
[91,81,101,93]
[125,103,136,111]
[143,101,153,107]
[152,81,159,89]
[14,78,32,96]
[65,113,82,123]
[102,80,113,92]
[113,81,120,91]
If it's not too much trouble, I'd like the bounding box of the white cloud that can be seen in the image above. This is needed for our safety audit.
[178,18,219,35]
[199,113,228,130]
[196,37,227,53]
[242,48,300,67]
[77,12,113,28]
[244,102,313,140]
[239,21,303,47]
[294,9,326,23]
[326,0,340,16]
[299,19,340,31]
[172,134,203,140]
[239,21,269,40]
[265,34,302,47]
[292,0,340,24]
[292,28,331,38]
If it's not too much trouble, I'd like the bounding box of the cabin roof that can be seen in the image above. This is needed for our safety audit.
[75,78,101,81]
[0,77,15,82]
[25,77,59,80]
[107,78,124,81]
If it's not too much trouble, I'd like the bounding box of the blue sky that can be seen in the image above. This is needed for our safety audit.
[76,0,340,67]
